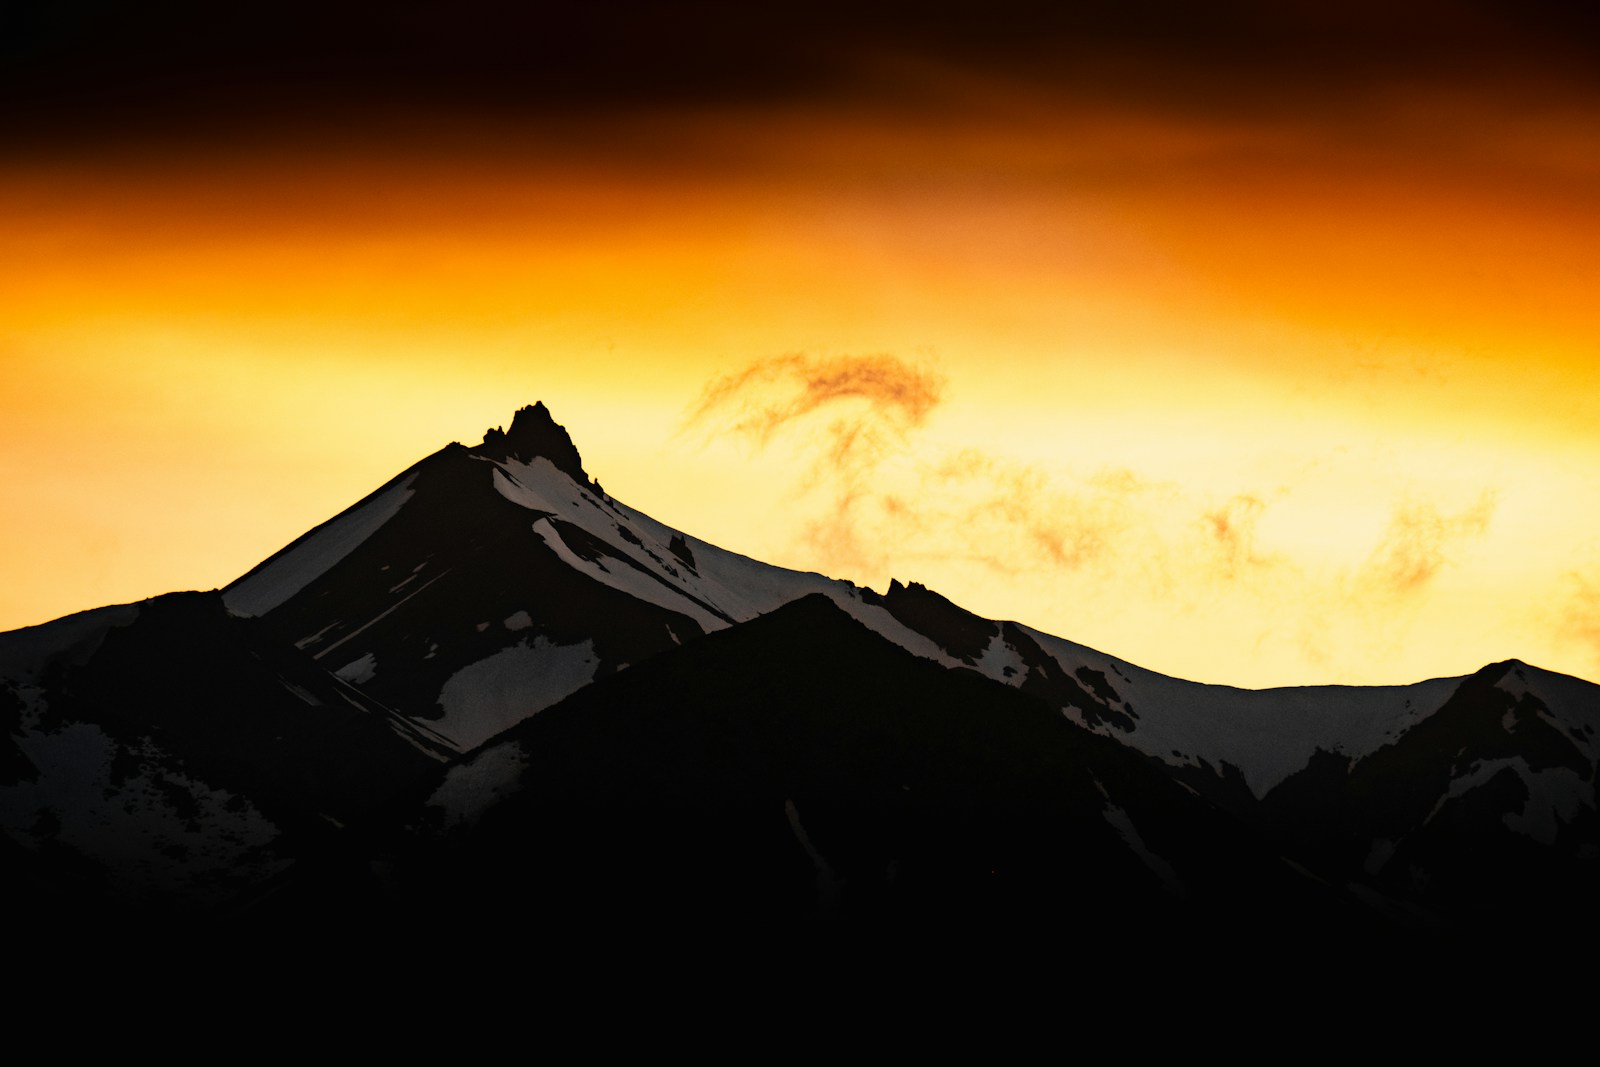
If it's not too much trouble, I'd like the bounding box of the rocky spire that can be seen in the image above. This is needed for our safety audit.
[477,402,591,485]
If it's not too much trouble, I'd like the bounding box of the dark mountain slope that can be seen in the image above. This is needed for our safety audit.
[1,591,446,917]
[1256,659,1599,944]
[2,402,1594,984]
[221,403,883,753]
[389,594,1392,966]
[238,439,707,739]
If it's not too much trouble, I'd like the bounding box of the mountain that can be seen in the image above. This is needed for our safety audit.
[3,403,1596,979]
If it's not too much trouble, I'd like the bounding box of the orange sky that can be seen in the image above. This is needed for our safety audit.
[3,3,1598,686]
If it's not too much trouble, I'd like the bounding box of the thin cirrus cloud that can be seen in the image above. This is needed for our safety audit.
[685,352,1151,579]
[686,353,946,572]
[925,452,1152,578]
[683,351,1529,683]
[1360,493,1498,598]
[1559,572,1600,667]
[687,351,1186,581]
[1201,494,1275,582]
[686,352,944,453]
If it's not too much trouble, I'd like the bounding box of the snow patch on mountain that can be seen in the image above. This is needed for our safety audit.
[426,738,530,831]
[830,600,960,667]
[1513,664,1600,756]
[1419,755,1592,845]
[293,620,339,650]
[0,721,285,902]
[975,630,1028,683]
[1017,624,1461,796]
[1102,804,1184,897]
[489,461,581,514]
[531,516,727,631]
[493,455,958,665]
[434,635,600,751]
[1093,775,1183,896]
[1503,765,1590,844]
[334,652,378,684]
[225,473,418,617]
[1430,757,1520,824]
[1497,670,1530,701]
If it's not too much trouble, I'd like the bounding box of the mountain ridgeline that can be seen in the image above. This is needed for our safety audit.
[2,403,1596,977]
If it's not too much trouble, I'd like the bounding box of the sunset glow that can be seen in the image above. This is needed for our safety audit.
[4,3,1598,687]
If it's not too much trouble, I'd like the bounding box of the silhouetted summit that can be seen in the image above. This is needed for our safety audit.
[3,402,1596,985]
[477,401,589,484]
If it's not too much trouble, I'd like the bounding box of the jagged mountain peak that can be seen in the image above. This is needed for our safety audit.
[876,578,998,663]
[475,402,591,486]
[884,578,957,605]
[12,402,1596,971]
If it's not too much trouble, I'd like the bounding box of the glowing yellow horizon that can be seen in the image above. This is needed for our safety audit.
[3,100,1597,688]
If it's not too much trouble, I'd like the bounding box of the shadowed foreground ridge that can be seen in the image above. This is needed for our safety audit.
[2,404,1595,985]
[392,594,1382,962]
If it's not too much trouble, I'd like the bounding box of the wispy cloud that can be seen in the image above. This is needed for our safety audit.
[1558,571,1600,673]
[1201,493,1271,580]
[688,352,942,451]
[926,449,1155,575]
[687,352,946,572]
[690,354,1181,582]
[1361,492,1498,596]
[685,356,1525,683]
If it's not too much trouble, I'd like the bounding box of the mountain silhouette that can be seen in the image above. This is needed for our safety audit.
[3,404,1595,989]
